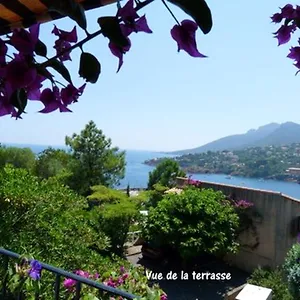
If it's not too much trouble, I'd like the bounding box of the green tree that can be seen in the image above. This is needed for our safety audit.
[34,147,73,182]
[143,187,239,261]
[148,158,185,189]
[0,146,35,171]
[65,121,126,195]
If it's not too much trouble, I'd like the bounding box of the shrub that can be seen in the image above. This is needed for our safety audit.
[87,185,128,206]
[248,266,292,300]
[0,165,109,270]
[0,166,167,299]
[146,183,169,208]
[143,187,239,261]
[4,257,166,300]
[283,242,300,298]
[90,199,139,255]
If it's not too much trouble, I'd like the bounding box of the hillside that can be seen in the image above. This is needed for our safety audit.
[145,143,300,182]
[168,122,300,155]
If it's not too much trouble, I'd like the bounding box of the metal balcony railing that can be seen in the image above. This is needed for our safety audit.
[0,248,138,300]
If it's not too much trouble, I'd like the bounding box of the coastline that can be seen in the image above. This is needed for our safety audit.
[143,161,300,184]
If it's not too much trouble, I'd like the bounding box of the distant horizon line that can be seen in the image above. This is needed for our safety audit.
[1,142,173,153]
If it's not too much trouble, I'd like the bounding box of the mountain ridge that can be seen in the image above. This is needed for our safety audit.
[168,122,300,155]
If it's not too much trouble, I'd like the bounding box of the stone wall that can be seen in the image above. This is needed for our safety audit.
[176,177,300,272]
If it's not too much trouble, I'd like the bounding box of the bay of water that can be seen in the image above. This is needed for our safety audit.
[6,143,300,200]
[119,150,300,200]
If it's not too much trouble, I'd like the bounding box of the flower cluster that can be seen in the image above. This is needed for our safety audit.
[0,0,208,119]
[15,259,42,281]
[187,176,202,187]
[63,269,94,291]
[108,0,205,72]
[63,265,167,299]
[271,4,300,71]
[0,24,85,118]
[234,199,254,209]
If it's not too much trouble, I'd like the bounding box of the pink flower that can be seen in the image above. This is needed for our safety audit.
[234,200,254,209]
[75,270,90,278]
[63,278,76,291]
[160,294,168,300]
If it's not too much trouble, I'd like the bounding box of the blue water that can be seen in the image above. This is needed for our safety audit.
[4,143,300,200]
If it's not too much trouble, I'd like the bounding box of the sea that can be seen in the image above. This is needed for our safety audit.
[5,143,300,200]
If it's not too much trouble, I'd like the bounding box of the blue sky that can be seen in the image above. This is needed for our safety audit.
[0,0,299,151]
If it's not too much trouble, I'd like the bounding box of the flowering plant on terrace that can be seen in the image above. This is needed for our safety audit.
[234,199,254,209]
[0,0,213,119]
[5,258,167,299]
[6,258,42,298]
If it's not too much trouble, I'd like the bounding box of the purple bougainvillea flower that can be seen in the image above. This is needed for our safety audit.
[52,26,78,61]
[52,26,77,42]
[5,55,37,89]
[294,60,300,73]
[54,40,72,61]
[117,0,152,35]
[109,38,131,72]
[10,24,40,55]
[28,260,42,280]
[63,278,76,291]
[274,24,297,46]
[171,20,206,58]
[281,4,295,18]
[287,46,300,62]
[39,87,71,113]
[120,266,125,274]
[271,13,283,23]
[27,75,46,100]
[61,84,86,106]
[133,15,152,34]
[94,273,100,279]
[117,0,139,22]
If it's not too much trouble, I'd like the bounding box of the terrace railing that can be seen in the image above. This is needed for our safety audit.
[0,248,138,300]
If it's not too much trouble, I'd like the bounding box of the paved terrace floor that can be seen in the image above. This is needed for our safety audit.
[127,252,249,300]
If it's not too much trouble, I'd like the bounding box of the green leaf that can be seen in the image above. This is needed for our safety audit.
[167,0,212,34]
[98,17,129,48]
[79,52,101,83]
[10,88,28,118]
[34,40,47,57]
[42,0,87,29]
[36,65,54,82]
[46,59,72,84]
